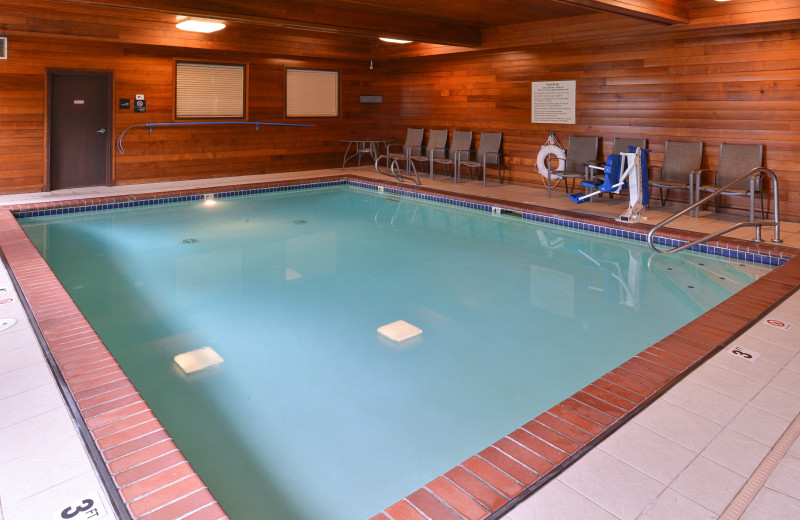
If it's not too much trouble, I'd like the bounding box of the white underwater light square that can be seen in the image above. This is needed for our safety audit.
[377,320,422,342]
[174,346,224,374]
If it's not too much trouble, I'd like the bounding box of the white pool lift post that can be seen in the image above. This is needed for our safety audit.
[568,147,650,223]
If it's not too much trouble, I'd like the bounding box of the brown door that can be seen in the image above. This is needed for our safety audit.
[49,73,110,189]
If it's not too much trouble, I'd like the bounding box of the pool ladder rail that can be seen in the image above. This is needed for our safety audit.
[647,167,782,254]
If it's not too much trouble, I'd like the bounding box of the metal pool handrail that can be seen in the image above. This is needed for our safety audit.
[647,167,782,254]
[116,121,313,154]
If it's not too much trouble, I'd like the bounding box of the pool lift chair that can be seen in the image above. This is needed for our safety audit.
[587,138,647,198]
[569,147,650,223]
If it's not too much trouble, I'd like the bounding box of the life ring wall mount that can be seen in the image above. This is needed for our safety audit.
[536,132,566,184]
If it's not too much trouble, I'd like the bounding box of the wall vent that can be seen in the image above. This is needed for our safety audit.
[0,37,6,59]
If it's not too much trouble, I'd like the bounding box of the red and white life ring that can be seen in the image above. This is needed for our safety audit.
[537,144,566,178]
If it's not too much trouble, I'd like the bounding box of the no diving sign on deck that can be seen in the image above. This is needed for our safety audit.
[764,318,792,330]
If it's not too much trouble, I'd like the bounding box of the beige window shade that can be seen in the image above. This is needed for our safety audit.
[286,69,339,118]
[176,62,245,119]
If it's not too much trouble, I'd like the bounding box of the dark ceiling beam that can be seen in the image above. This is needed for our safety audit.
[550,0,689,25]
[55,0,483,47]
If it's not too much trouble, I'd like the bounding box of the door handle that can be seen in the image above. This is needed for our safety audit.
[97,128,106,134]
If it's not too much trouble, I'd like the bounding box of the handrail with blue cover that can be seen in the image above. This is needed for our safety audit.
[116,121,313,154]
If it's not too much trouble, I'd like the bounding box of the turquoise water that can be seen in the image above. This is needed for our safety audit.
[21,187,770,519]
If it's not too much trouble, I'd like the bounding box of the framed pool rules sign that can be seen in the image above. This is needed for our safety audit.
[531,80,576,124]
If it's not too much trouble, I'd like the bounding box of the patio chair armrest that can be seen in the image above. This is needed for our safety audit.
[428,146,447,158]
[693,168,714,184]
[385,143,404,154]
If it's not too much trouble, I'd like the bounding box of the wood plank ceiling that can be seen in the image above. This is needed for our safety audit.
[44,0,691,47]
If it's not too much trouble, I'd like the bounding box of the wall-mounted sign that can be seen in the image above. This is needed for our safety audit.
[134,99,146,113]
[119,98,130,109]
[73,100,85,105]
[532,80,576,124]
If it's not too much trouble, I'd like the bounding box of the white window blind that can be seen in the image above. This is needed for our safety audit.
[176,62,244,119]
[286,69,339,118]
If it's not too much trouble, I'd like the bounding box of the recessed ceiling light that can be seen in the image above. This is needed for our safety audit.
[176,20,226,33]
[379,37,412,44]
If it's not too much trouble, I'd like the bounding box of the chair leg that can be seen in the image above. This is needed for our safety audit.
[659,187,665,206]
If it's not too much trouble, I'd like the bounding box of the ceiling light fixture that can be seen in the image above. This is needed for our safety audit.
[379,37,412,44]
[176,19,227,33]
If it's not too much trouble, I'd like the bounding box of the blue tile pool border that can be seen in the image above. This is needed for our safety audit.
[8,175,793,267]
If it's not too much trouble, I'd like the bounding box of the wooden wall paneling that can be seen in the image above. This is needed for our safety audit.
[366,19,800,220]
[0,30,374,191]
[2,1,799,221]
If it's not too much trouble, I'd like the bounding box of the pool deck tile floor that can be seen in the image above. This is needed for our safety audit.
[1,167,800,520]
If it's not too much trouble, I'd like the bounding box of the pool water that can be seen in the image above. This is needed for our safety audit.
[20,186,771,519]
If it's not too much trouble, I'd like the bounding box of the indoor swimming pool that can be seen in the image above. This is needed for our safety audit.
[18,184,774,519]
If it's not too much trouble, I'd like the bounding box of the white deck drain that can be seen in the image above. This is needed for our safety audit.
[719,411,800,519]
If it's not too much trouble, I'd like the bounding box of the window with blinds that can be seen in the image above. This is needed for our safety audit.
[285,68,339,118]
[175,61,245,119]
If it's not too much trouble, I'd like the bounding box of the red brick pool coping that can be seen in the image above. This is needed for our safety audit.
[1,174,798,520]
